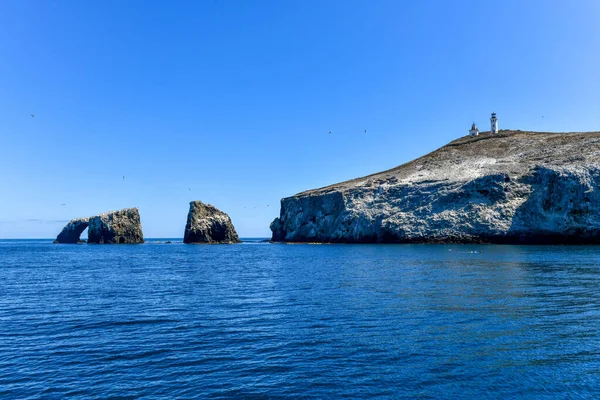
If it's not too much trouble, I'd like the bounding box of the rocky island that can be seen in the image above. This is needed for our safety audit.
[55,208,144,244]
[184,201,240,244]
[271,130,600,244]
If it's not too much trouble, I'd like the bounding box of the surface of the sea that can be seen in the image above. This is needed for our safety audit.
[1,239,600,398]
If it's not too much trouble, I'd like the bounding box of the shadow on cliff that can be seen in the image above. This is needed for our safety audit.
[507,166,600,244]
[54,219,89,243]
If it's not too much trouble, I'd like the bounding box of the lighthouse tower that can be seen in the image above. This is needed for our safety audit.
[490,112,498,134]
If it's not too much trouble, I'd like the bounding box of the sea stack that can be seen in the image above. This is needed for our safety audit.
[183,201,240,244]
[271,130,600,244]
[55,208,144,244]
[88,208,144,244]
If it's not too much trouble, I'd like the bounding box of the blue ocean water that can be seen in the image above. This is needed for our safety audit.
[1,239,600,398]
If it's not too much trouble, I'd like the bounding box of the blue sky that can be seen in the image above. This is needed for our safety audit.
[1,0,599,238]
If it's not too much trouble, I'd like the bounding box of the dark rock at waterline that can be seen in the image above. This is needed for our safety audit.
[183,201,240,244]
[54,217,90,243]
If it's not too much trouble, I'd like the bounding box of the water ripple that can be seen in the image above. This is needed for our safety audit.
[2,241,600,398]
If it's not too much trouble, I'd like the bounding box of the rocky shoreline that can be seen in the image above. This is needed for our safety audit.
[54,202,240,244]
[271,130,600,244]
[51,131,600,245]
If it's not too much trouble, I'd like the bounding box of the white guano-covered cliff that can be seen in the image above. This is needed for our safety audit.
[271,130,600,244]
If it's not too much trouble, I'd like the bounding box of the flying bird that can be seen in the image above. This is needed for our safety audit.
[61,204,66,206]
[122,176,125,180]
[328,131,332,134]
[31,114,34,118]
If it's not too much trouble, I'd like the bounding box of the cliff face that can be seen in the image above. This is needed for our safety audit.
[271,131,600,244]
[87,208,144,244]
[184,201,240,244]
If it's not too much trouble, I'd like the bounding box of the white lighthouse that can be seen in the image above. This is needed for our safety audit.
[490,112,498,134]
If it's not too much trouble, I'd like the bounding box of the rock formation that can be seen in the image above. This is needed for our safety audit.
[54,217,90,243]
[271,130,600,244]
[87,208,144,244]
[55,208,144,244]
[184,201,240,244]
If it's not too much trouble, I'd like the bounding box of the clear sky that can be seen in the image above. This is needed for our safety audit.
[1,0,599,238]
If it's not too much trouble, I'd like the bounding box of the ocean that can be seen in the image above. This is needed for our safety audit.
[1,239,599,398]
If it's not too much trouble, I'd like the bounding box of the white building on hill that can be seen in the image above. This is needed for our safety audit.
[468,113,499,137]
[469,123,479,136]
